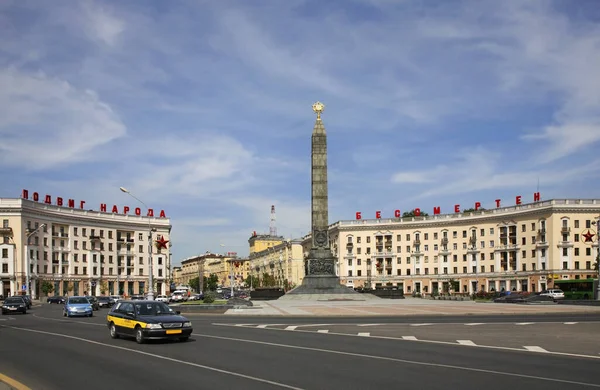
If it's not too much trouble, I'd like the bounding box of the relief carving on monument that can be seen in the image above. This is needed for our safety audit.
[308,259,335,275]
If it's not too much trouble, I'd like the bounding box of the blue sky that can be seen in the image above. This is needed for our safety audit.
[1,0,600,265]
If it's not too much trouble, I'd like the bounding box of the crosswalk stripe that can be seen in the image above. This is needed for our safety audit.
[358,324,381,327]
[256,325,269,329]
[285,326,297,331]
[410,323,432,326]
[457,340,477,346]
[524,346,548,353]
[402,336,418,340]
[464,323,484,326]
[515,322,534,325]
[563,322,578,325]
[317,330,329,333]
[358,332,370,337]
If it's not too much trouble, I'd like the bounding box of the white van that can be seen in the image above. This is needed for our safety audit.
[170,290,187,302]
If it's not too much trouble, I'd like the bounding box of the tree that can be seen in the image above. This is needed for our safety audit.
[100,281,108,295]
[463,207,486,213]
[594,252,599,273]
[67,282,74,296]
[402,209,429,218]
[189,277,200,293]
[244,275,259,289]
[261,273,277,287]
[283,279,296,291]
[40,280,54,296]
[206,274,219,291]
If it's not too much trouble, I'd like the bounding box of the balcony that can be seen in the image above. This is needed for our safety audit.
[536,241,549,248]
[89,235,101,241]
[537,228,546,235]
[561,227,571,233]
[0,227,13,237]
[557,241,574,248]
[494,244,519,251]
[441,238,448,245]
[52,246,71,252]
[414,239,421,245]
[119,249,136,256]
[346,242,353,247]
[51,231,69,238]
[438,247,451,255]
[343,253,356,259]
[467,247,480,254]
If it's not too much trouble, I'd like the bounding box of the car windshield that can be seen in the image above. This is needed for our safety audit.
[69,298,90,304]
[4,298,23,304]
[134,302,175,316]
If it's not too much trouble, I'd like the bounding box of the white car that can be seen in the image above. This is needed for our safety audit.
[540,289,565,300]
[155,295,169,303]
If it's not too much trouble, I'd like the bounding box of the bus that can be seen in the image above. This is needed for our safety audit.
[553,278,598,300]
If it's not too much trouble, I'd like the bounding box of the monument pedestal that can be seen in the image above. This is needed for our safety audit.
[279,257,378,301]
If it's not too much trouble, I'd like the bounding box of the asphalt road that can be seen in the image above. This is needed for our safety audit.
[1,304,600,390]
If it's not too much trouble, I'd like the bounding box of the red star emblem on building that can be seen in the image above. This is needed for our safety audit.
[583,230,595,243]
[155,235,169,249]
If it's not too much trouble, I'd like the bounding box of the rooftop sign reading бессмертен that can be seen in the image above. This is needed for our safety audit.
[355,192,541,220]
[20,189,167,218]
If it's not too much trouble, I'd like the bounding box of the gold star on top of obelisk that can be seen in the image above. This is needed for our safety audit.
[312,101,325,120]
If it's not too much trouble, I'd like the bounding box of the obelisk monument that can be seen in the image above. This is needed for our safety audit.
[281,102,360,298]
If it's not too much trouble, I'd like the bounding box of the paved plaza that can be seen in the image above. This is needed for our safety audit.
[223,297,600,316]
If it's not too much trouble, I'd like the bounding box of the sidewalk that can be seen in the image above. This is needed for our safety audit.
[224,297,600,316]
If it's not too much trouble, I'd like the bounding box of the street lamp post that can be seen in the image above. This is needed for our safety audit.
[120,187,155,300]
[25,224,46,299]
[593,217,600,301]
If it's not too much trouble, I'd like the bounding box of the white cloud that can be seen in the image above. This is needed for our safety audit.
[391,147,600,200]
[81,1,125,46]
[0,68,126,168]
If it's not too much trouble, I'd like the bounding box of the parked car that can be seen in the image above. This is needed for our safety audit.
[2,296,28,315]
[47,296,66,304]
[86,296,100,311]
[540,289,565,300]
[169,293,185,303]
[64,296,94,317]
[155,295,169,303]
[107,300,193,344]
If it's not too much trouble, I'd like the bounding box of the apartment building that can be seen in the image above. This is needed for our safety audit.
[301,199,599,295]
[178,252,249,290]
[248,237,305,288]
[0,197,171,298]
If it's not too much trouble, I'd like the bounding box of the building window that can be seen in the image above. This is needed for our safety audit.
[586,220,591,229]
[424,233,429,240]
[562,262,568,270]
[586,248,591,256]
[562,248,568,256]
[575,248,580,256]
[158,269,163,277]
[1,249,7,258]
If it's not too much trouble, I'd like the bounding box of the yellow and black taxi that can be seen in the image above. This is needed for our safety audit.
[106,300,192,344]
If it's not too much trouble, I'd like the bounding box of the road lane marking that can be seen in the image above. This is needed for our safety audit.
[457,340,477,346]
[32,314,105,326]
[257,325,269,328]
[357,332,370,337]
[0,372,31,390]
[564,322,578,325]
[515,323,534,325]
[524,346,549,353]
[357,324,381,327]
[317,330,329,333]
[191,331,600,387]
[410,323,433,326]
[212,323,600,361]
[1,325,303,390]
[464,323,484,326]
[285,326,297,331]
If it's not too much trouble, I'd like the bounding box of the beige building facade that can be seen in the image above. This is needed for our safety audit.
[248,237,305,289]
[0,198,172,299]
[178,253,249,290]
[301,199,599,295]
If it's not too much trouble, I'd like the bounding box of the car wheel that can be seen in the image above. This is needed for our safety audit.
[135,327,145,344]
[110,323,119,339]
[179,337,189,342]
[89,313,93,317]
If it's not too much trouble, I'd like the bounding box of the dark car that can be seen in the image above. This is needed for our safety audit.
[85,296,100,311]
[21,295,32,309]
[47,296,66,304]
[2,296,28,314]
[97,296,112,308]
[106,300,192,344]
